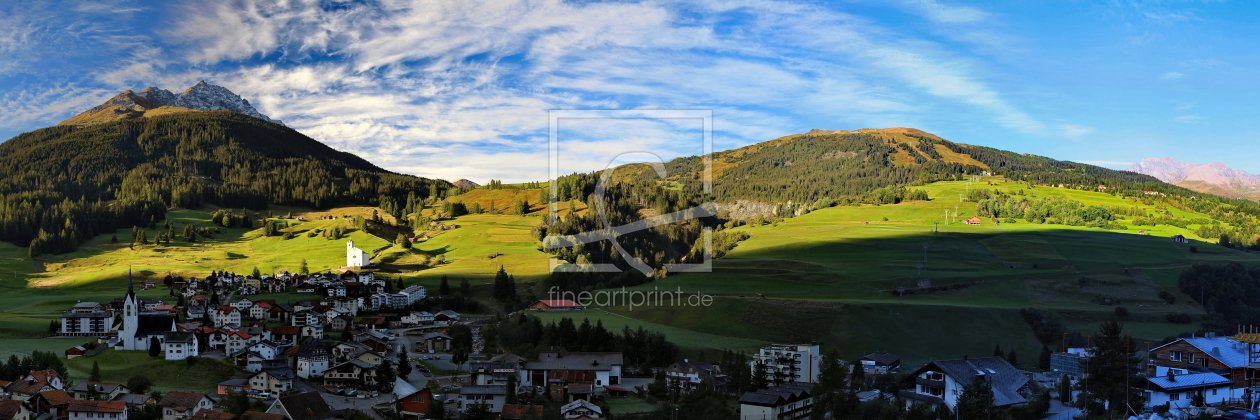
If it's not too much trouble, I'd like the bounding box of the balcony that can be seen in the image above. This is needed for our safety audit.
[899,390,944,405]
[915,377,945,389]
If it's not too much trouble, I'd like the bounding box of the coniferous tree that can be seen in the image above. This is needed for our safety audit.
[459,278,470,296]
[957,376,996,420]
[89,361,101,381]
[849,361,866,390]
[148,337,161,357]
[299,259,309,275]
[1079,320,1145,417]
[1007,348,1019,369]
[993,343,1004,359]
[439,275,450,295]
[1039,344,1052,372]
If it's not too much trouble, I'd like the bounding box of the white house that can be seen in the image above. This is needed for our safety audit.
[898,356,1029,410]
[214,307,241,328]
[230,298,254,312]
[68,401,128,420]
[1144,368,1232,411]
[460,385,507,414]
[520,352,623,389]
[158,391,214,420]
[162,332,199,361]
[346,239,371,268]
[403,311,435,325]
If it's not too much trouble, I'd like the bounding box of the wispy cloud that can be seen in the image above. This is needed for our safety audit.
[1174,115,1202,124]
[1161,71,1185,80]
[894,0,990,24]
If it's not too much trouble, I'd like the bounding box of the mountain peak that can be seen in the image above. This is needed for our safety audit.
[60,82,282,126]
[1128,157,1260,200]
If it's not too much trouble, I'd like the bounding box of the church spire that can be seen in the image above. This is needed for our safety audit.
[127,267,135,299]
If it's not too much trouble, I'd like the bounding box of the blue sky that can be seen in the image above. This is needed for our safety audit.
[2,0,1258,183]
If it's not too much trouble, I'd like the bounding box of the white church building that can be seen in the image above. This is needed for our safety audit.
[347,239,371,268]
[117,273,176,351]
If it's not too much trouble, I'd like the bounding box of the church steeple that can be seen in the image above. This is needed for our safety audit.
[126,267,135,299]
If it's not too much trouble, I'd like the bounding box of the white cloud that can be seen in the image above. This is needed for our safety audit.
[1174,115,1202,124]
[1161,71,1184,80]
[1059,124,1094,138]
[895,0,990,24]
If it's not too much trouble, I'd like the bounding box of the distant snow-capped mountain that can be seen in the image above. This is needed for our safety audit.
[1127,157,1260,201]
[60,81,281,126]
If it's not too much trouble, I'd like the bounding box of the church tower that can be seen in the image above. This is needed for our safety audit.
[121,269,139,349]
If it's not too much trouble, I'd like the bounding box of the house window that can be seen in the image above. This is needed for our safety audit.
[1170,393,1180,401]
[1170,351,1183,362]
[1188,353,1195,363]
[1213,389,1218,395]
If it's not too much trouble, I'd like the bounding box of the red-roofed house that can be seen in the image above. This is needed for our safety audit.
[529,300,584,311]
[0,400,31,420]
[68,401,126,420]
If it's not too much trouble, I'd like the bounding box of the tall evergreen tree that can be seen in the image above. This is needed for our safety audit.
[439,275,450,295]
[957,376,996,420]
[1079,320,1145,417]
[89,361,101,382]
[1039,344,1052,372]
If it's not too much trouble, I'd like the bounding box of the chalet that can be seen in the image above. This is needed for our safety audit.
[859,353,902,374]
[239,285,259,296]
[270,326,300,343]
[65,346,88,360]
[528,300,584,311]
[0,401,30,420]
[1144,369,1233,411]
[328,315,352,332]
[737,382,812,420]
[1172,235,1190,244]
[30,390,74,420]
[897,356,1028,410]
[434,310,461,326]
[152,305,179,316]
[559,399,604,420]
[267,305,292,323]
[159,391,214,420]
[213,307,241,328]
[1150,334,1254,392]
[70,381,129,400]
[27,370,65,390]
[285,338,329,378]
[265,392,336,420]
[460,385,506,414]
[392,376,431,420]
[250,368,296,395]
[68,401,127,420]
[6,378,55,401]
[323,360,377,387]
[295,285,315,294]
[964,216,982,225]
[665,360,727,392]
[520,352,623,390]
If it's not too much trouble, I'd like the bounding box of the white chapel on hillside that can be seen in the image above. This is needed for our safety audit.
[347,239,371,268]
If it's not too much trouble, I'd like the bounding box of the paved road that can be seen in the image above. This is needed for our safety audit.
[1043,399,1081,420]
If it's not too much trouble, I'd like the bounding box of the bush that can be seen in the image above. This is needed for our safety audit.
[1114,307,1129,318]
[1166,313,1193,324]
[1158,291,1176,305]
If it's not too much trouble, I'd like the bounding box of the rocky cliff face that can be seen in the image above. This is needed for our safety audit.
[1128,157,1260,200]
[60,81,281,126]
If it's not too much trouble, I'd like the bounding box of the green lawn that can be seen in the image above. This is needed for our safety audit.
[605,396,656,415]
[532,309,766,353]
[66,349,241,393]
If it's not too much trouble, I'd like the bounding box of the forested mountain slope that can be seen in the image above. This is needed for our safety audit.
[0,111,449,255]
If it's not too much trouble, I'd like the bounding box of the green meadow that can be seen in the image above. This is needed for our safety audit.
[1,177,1257,372]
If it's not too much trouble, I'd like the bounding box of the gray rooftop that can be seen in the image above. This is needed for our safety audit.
[1147,372,1233,391]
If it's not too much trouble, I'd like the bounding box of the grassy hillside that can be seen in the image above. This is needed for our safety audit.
[588,177,1259,364]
